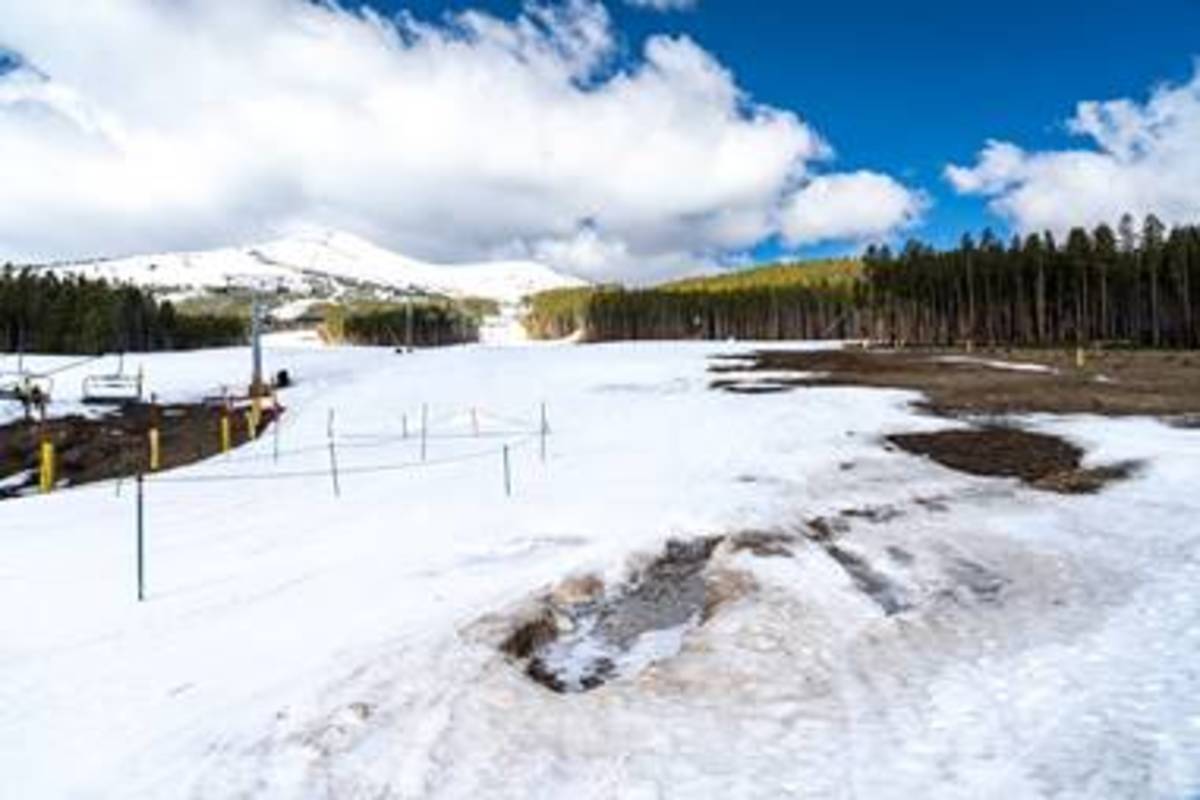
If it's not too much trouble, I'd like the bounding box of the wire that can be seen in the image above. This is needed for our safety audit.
[41,354,107,377]
[147,434,538,485]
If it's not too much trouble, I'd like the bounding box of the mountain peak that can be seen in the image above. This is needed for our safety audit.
[36,232,587,304]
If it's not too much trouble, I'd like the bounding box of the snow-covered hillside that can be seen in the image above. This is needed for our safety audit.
[33,231,586,304]
[1,340,1198,797]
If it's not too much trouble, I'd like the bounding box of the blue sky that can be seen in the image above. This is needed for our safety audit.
[1,1,1199,277]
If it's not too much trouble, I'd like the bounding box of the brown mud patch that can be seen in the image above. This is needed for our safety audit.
[710,347,1200,417]
[887,428,1140,494]
[0,401,280,498]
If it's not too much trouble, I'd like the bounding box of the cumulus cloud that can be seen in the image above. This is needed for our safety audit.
[947,63,1200,234]
[0,0,918,279]
[780,171,926,246]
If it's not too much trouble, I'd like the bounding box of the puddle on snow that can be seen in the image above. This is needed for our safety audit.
[502,538,726,693]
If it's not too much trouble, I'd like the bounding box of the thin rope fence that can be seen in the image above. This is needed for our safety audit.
[148,433,539,485]
[208,403,545,466]
[12,400,552,603]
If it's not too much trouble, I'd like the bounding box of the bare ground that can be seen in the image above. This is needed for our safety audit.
[711,346,1176,492]
[0,401,279,498]
[711,346,1200,417]
[887,428,1141,494]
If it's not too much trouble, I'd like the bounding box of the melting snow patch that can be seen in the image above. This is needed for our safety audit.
[501,537,734,693]
[934,355,1058,374]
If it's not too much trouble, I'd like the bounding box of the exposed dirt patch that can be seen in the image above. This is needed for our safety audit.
[728,531,797,558]
[0,401,280,499]
[500,611,560,661]
[710,347,1200,417]
[805,516,847,543]
[701,569,760,623]
[887,428,1139,494]
[708,379,799,395]
[805,506,904,540]
[841,505,904,524]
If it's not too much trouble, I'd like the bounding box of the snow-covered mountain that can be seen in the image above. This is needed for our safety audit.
[35,231,586,304]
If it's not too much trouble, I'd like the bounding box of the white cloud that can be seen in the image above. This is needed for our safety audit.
[780,171,926,245]
[0,0,917,278]
[947,63,1200,234]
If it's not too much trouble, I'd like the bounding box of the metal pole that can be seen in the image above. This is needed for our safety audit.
[136,473,145,602]
[420,403,428,462]
[472,407,479,437]
[251,296,264,396]
[539,402,548,463]
[406,295,414,351]
[327,409,341,498]
[402,413,408,440]
[503,445,512,497]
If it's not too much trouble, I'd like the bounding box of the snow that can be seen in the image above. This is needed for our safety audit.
[268,298,320,323]
[1,339,1198,798]
[935,354,1059,374]
[479,303,532,346]
[30,230,586,304]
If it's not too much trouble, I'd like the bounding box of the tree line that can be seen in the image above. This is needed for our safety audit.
[322,299,480,347]
[865,214,1200,347]
[524,260,862,341]
[0,267,246,354]
[524,215,1200,348]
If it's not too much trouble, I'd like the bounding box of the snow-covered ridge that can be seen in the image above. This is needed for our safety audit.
[31,231,587,304]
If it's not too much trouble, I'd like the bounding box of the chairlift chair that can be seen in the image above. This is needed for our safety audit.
[0,353,25,400]
[0,354,53,403]
[82,355,144,405]
[0,372,54,406]
[0,371,22,400]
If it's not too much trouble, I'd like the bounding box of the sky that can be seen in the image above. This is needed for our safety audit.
[1,0,1199,281]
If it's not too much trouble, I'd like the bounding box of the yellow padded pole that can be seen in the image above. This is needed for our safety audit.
[148,428,161,472]
[39,439,55,494]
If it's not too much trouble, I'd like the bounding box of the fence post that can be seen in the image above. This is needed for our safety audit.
[539,402,548,464]
[327,409,341,498]
[250,395,263,438]
[402,412,409,440]
[39,437,55,493]
[472,407,479,437]
[148,427,161,472]
[421,403,428,462]
[503,444,512,497]
[195,410,205,461]
[136,473,145,602]
[220,408,232,455]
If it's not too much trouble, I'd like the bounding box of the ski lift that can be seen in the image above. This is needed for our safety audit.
[0,371,53,403]
[0,354,53,404]
[82,354,144,405]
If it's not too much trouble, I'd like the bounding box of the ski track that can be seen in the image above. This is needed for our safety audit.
[0,338,1198,798]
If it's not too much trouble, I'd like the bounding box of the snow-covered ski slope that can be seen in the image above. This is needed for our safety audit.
[32,230,586,304]
[1,339,1198,798]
